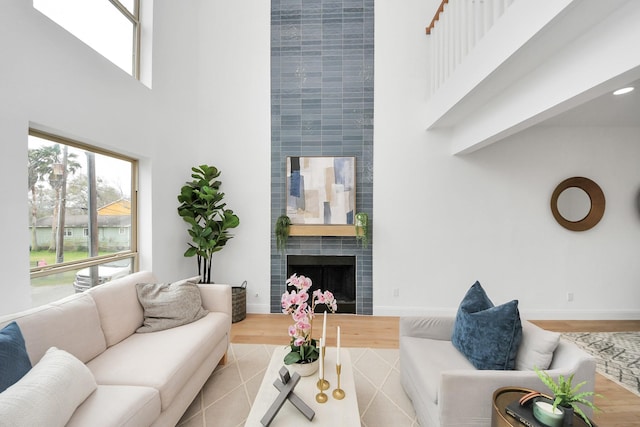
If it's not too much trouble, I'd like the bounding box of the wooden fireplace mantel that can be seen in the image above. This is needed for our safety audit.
[288,225,357,237]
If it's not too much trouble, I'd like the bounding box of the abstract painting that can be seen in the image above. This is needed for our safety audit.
[286,156,356,225]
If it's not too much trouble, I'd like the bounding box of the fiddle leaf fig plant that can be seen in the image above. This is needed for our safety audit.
[177,165,239,284]
[534,367,601,427]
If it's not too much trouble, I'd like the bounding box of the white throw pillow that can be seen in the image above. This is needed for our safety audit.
[0,347,97,427]
[515,321,561,370]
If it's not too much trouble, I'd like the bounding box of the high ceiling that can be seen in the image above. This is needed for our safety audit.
[541,78,640,127]
[425,0,640,153]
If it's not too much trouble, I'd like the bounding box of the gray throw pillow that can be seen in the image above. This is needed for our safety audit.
[135,277,208,333]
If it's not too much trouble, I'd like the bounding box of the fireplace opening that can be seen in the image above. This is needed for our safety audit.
[287,255,356,314]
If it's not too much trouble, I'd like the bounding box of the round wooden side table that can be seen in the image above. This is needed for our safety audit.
[492,386,595,427]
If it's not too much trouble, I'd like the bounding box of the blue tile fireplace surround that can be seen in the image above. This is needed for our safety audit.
[271,0,374,314]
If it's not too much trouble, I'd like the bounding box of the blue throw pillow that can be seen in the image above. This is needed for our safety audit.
[451,281,522,370]
[0,322,32,392]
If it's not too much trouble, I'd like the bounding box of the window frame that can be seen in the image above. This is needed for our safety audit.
[108,0,141,79]
[33,0,142,79]
[28,129,138,280]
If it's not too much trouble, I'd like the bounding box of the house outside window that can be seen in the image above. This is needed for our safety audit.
[28,130,138,307]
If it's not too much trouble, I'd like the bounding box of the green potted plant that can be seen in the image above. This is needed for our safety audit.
[177,164,240,283]
[275,215,291,253]
[534,367,601,427]
[355,212,369,248]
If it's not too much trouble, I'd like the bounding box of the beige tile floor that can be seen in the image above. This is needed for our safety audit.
[177,343,418,427]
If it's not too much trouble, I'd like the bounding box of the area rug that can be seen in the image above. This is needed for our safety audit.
[561,332,640,397]
[177,343,418,427]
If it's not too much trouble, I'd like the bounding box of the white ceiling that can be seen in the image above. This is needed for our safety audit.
[541,78,640,127]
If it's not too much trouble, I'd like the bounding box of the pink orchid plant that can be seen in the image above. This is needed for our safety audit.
[281,273,338,365]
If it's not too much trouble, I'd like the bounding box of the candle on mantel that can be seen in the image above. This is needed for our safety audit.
[322,311,327,347]
[318,338,324,379]
[336,326,341,365]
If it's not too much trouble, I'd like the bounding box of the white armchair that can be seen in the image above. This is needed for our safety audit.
[399,316,596,427]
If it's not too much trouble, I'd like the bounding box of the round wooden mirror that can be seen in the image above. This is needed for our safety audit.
[550,177,605,231]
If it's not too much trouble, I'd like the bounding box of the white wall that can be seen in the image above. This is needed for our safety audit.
[191,1,272,311]
[1,0,638,319]
[0,0,206,315]
[0,0,273,316]
[374,0,640,319]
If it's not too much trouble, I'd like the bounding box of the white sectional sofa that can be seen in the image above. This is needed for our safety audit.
[0,271,232,427]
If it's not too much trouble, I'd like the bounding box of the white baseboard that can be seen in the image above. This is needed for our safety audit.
[520,308,640,320]
[246,304,271,314]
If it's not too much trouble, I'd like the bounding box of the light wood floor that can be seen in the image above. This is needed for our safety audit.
[231,314,640,427]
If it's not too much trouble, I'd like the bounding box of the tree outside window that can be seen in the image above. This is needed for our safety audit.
[28,130,137,306]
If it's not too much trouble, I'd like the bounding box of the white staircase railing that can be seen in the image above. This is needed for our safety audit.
[426,0,516,97]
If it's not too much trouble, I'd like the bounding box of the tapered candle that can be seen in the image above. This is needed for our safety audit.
[318,338,324,379]
[336,326,341,365]
[322,311,327,346]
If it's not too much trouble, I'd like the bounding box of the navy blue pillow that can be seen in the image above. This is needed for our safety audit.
[451,281,522,370]
[0,321,32,392]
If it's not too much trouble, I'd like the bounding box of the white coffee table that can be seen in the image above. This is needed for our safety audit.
[244,345,360,426]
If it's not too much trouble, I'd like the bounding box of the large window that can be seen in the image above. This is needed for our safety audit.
[33,0,141,78]
[28,130,137,306]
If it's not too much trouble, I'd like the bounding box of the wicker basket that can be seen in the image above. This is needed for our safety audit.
[231,281,247,323]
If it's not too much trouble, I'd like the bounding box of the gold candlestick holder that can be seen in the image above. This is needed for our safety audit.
[316,346,330,391]
[316,378,330,391]
[332,363,345,400]
[315,390,328,403]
